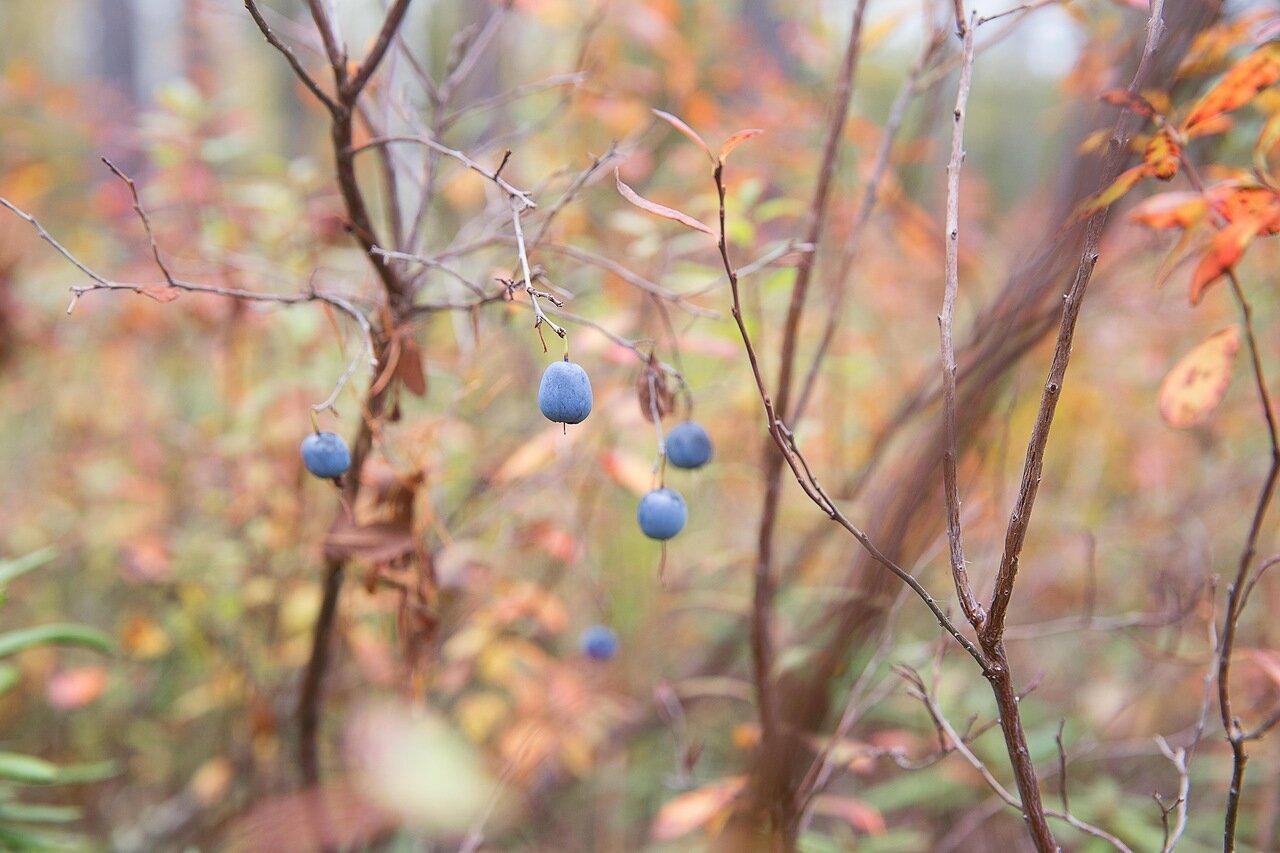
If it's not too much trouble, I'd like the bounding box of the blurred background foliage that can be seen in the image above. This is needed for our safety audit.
[0,0,1278,850]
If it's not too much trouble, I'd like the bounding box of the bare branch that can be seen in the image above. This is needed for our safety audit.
[243,0,339,114]
[343,0,413,101]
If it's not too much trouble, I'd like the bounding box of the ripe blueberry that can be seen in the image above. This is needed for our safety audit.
[666,421,713,469]
[579,625,619,661]
[300,431,351,479]
[637,487,687,540]
[538,358,593,425]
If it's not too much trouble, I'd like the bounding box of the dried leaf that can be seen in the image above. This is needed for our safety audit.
[650,776,746,842]
[324,518,415,564]
[810,795,887,835]
[1190,218,1262,303]
[395,334,427,397]
[1142,126,1182,180]
[1069,164,1150,224]
[719,128,763,163]
[1158,326,1241,428]
[651,108,713,161]
[1129,192,1207,229]
[139,285,181,303]
[223,781,393,853]
[615,170,715,236]
[636,356,674,422]
[1183,42,1280,131]
[1100,89,1159,117]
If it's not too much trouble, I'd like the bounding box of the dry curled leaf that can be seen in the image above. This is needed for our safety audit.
[139,285,181,303]
[1142,126,1181,180]
[1100,88,1160,117]
[636,356,673,422]
[1158,326,1241,428]
[719,128,763,163]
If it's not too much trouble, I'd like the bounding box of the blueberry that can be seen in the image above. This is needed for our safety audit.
[579,625,619,661]
[666,421,713,469]
[300,431,351,479]
[637,487,687,540]
[538,359,593,425]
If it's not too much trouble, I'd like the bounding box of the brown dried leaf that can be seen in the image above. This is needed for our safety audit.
[396,334,427,397]
[139,285,181,303]
[324,517,415,564]
[636,357,673,422]
[1100,89,1160,117]
[651,108,713,161]
[615,170,715,236]
[719,128,763,163]
[1158,326,1241,428]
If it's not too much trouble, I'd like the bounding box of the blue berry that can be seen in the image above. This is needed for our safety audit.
[579,625,619,661]
[637,487,687,540]
[300,431,351,479]
[666,421,713,469]
[538,359,593,425]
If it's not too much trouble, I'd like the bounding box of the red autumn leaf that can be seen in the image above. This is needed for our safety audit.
[719,128,763,163]
[1100,88,1159,118]
[140,285,181,303]
[1183,42,1280,132]
[615,169,715,236]
[1157,326,1241,428]
[651,108,713,162]
[1142,127,1181,180]
[1129,191,1207,229]
[1189,217,1263,303]
[1069,164,1150,224]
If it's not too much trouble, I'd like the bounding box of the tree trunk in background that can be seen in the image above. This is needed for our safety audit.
[98,0,137,102]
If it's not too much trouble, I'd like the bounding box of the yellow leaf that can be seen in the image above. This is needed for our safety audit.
[1158,327,1241,428]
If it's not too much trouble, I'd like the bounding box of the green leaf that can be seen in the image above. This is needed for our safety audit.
[0,625,113,659]
[0,754,58,785]
[0,824,71,851]
[0,550,56,589]
[0,802,81,823]
[50,761,117,784]
[0,664,20,697]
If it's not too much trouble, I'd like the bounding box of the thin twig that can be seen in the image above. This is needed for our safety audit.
[939,19,984,629]
[350,135,535,208]
[243,0,339,114]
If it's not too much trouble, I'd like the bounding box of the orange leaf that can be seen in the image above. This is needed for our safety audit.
[1157,326,1241,428]
[1069,164,1150,224]
[1142,127,1181,180]
[651,108,713,162]
[1183,42,1280,131]
[599,449,652,496]
[1129,192,1207,229]
[1209,184,1280,235]
[810,795,887,835]
[1190,218,1262,303]
[615,170,715,235]
[650,777,746,842]
[719,128,763,163]
[1100,89,1159,118]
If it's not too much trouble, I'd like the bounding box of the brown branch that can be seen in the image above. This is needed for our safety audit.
[343,0,413,101]
[983,0,1167,644]
[939,20,984,629]
[350,134,535,207]
[243,0,339,114]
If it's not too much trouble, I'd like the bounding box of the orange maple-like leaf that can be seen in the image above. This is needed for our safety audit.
[1183,42,1280,132]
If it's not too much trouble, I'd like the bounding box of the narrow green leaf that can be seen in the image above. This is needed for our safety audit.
[0,550,56,589]
[0,664,20,696]
[0,625,113,659]
[50,761,118,784]
[0,754,58,785]
[0,802,81,823]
